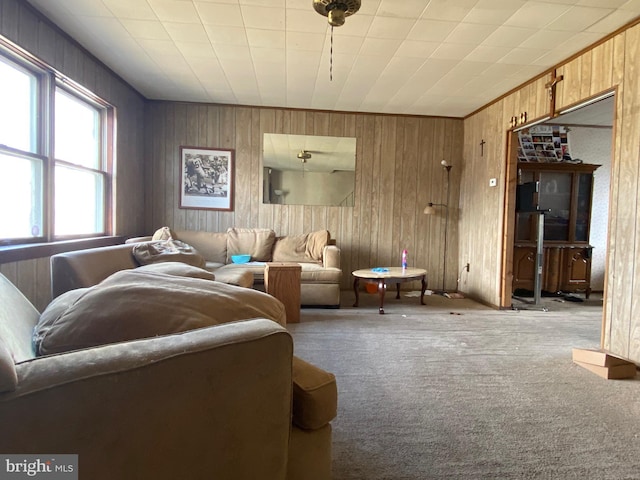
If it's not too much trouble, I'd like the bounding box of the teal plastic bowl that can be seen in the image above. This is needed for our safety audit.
[231,254,251,264]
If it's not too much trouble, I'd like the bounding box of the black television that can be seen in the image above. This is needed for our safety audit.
[516,181,538,212]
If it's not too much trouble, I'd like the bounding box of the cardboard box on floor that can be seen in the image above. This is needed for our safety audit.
[572,348,638,379]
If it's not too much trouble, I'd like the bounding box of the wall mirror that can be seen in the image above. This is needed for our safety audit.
[262,133,356,206]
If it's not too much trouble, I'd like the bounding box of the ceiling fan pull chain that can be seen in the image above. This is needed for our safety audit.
[330,24,333,82]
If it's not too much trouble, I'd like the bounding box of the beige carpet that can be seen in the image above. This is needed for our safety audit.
[288,291,640,480]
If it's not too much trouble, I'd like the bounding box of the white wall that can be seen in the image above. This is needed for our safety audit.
[568,127,613,292]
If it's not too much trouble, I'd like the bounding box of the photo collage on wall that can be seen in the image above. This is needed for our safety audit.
[517,125,570,162]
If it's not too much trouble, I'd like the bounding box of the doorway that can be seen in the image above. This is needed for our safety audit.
[501,93,615,309]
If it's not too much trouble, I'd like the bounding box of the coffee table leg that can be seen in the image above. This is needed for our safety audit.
[353,277,360,307]
[378,280,386,314]
[396,283,401,299]
[420,275,426,305]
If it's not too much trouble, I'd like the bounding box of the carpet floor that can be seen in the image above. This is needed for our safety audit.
[288,291,640,480]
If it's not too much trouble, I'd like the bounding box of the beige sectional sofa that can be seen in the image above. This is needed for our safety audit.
[1,268,338,479]
[52,227,342,307]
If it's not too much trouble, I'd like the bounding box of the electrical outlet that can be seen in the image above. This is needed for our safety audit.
[489,178,497,187]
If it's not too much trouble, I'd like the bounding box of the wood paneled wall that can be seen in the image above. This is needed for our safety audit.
[461,23,640,363]
[144,102,464,291]
[0,0,146,311]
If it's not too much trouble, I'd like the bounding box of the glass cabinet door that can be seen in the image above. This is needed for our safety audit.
[538,172,571,241]
[575,173,592,241]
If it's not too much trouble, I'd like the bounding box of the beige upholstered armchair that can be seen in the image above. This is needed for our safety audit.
[0,273,336,480]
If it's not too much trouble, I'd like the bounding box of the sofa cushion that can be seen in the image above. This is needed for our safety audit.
[226,228,276,263]
[299,264,342,284]
[272,230,330,263]
[152,226,175,240]
[174,230,228,264]
[306,230,330,261]
[135,262,216,280]
[292,356,338,430]
[0,338,17,393]
[33,269,287,356]
[132,240,206,269]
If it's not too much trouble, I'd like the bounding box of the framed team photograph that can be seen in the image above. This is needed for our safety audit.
[179,146,234,211]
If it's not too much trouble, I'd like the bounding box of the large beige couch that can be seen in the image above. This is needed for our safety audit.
[52,227,342,307]
[0,271,337,479]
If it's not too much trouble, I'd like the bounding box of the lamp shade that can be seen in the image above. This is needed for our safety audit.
[423,204,436,215]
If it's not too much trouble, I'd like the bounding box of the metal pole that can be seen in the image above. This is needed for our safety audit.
[442,167,450,291]
[533,211,544,305]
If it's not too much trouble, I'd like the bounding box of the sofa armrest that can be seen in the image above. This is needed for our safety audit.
[322,245,340,269]
[0,319,293,480]
[125,235,153,243]
[50,243,139,298]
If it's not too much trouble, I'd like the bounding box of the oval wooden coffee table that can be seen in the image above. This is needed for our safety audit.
[352,267,427,314]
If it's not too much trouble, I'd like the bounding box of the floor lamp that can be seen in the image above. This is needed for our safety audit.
[424,160,452,293]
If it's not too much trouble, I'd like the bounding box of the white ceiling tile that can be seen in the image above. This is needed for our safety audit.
[241,0,284,6]
[241,5,285,30]
[554,31,605,55]
[164,22,210,43]
[137,38,182,57]
[357,0,383,16]
[586,10,640,33]
[358,38,402,57]
[175,41,216,58]
[462,0,525,26]
[431,42,476,60]
[481,25,538,47]
[518,30,576,49]
[246,29,285,49]
[497,47,545,66]
[408,19,458,42]
[620,0,640,11]
[251,47,286,63]
[448,60,494,77]
[395,40,440,58]
[579,0,626,6]
[332,14,375,37]
[204,25,248,45]
[195,2,244,26]
[120,19,171,40]
[421,0,480,22]
[214,44,251,60]
[376,0,428,18]
[411,58,459,84]
[157,56,193,75]
[286,50,322,70]
[465,45,512,63]
[103,0,156,20]
[367,17,416,39]
[285,9,329,34]
[504,2,572,28]
[285,31,326,51]
[382,56,425,78]
[445,22,498,44]
[546,6,616,31]
[148,0,201,23]
[188,59,224,78]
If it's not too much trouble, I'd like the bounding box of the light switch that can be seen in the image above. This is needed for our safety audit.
[489,178,497,187]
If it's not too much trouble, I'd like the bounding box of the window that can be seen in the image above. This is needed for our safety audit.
[54,88,106,237]
[0,39,112,245]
